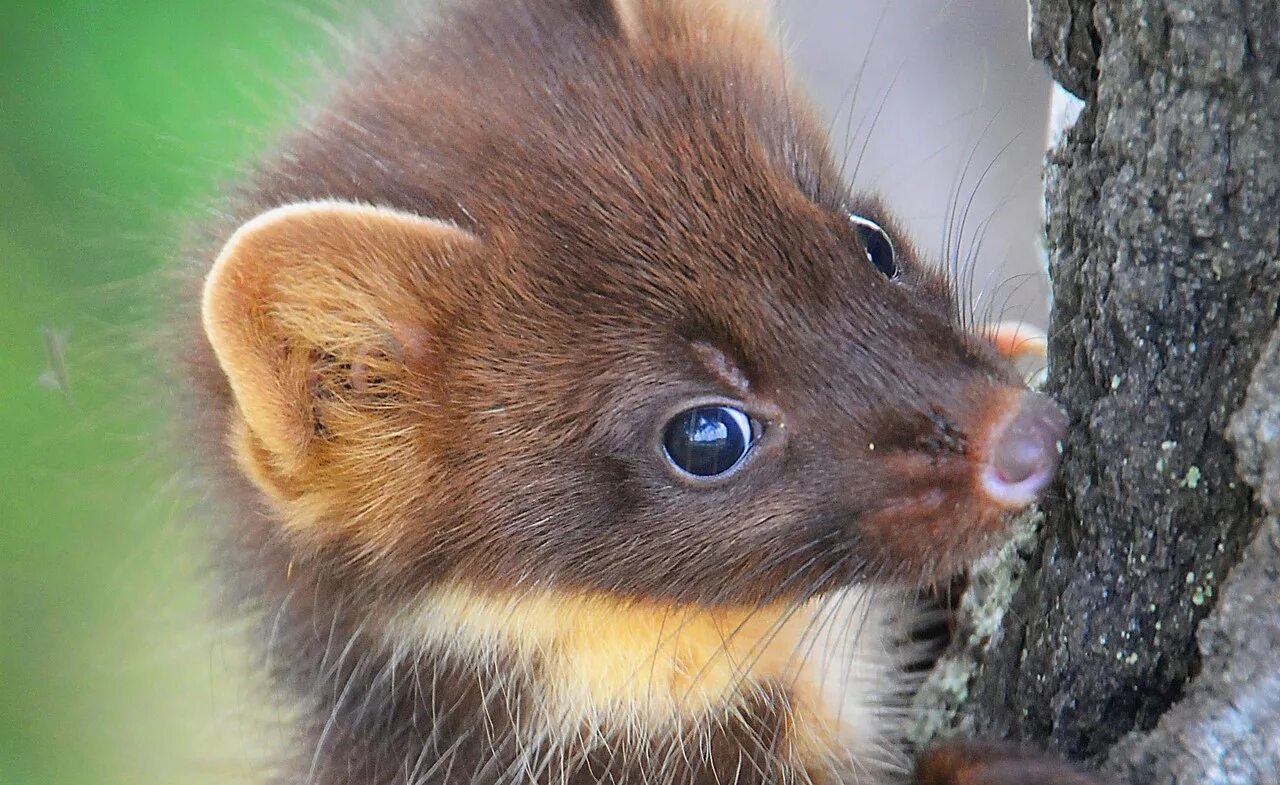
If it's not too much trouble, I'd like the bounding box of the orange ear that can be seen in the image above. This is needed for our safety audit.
[610,0,777,54]
[201,201,479,496]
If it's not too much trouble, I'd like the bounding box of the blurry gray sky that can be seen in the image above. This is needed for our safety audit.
[782,0,1052,326]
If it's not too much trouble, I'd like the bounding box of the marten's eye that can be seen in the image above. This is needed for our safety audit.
[849,214,897,278]
[662,405,758,478]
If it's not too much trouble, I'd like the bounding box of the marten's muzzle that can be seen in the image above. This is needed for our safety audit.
[853,387,1066,582]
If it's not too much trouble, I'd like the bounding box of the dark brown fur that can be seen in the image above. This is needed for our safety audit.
[181,1,1100,783]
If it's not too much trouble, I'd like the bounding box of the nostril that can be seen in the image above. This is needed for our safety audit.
[980,392,1067,507]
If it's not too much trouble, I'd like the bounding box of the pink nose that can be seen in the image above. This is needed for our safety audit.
[979,392,1067,508]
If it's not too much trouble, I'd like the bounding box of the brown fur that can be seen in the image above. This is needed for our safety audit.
[180,1,1088,783]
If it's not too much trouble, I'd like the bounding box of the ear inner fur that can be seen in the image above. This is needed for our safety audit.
[201,200,479,510]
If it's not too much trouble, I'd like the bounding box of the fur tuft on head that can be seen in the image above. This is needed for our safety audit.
[606,0,775,49]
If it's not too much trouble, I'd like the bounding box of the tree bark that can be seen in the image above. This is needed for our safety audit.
[910,1,1280,781]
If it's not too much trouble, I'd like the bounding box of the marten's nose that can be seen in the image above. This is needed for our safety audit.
[978,392,1066,508]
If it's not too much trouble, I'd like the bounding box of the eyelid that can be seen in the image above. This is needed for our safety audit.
[848,213,881,232]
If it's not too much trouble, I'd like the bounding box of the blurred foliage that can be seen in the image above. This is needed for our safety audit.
[0,1,368,782]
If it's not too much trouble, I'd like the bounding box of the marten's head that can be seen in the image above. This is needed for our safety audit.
[197,0,1063,614]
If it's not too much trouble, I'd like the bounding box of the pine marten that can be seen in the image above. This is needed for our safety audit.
[184,1,1101,783]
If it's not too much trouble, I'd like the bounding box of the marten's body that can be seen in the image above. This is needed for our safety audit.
[185,2,1094,783]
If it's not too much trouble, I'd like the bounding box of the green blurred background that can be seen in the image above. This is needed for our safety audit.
[0,2,373,782]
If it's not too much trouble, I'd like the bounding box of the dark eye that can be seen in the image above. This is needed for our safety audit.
[850,214,897,278]
[662,405,757,478]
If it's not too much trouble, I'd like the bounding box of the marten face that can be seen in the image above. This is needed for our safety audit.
[198,0,1063,611]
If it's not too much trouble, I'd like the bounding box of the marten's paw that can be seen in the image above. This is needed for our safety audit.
[916,741,1108,785]
[986,320,1049,387]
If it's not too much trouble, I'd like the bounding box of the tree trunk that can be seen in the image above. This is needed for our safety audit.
[910,1,1280,782]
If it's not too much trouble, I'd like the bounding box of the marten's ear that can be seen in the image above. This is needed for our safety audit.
[202,201,479,505]
[603,0,777,53]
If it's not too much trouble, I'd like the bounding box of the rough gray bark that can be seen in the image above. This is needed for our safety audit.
[910,0,1280,781]
[1101,328,1280,783]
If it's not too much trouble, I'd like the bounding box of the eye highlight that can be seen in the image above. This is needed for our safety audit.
[849,214,897,278]
[662,405,757,478]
